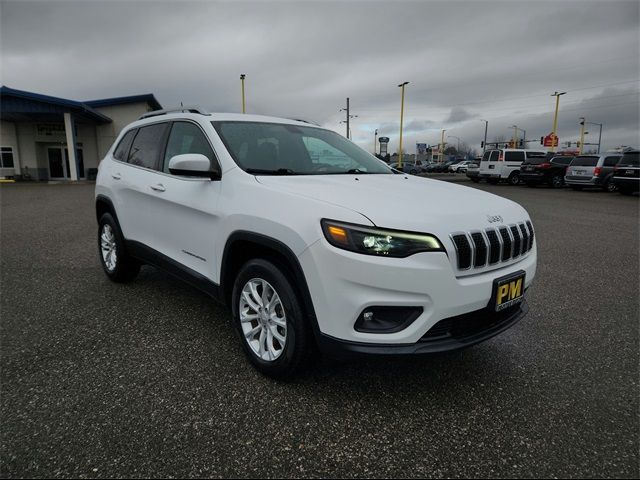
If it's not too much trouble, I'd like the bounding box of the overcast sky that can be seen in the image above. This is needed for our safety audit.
[2,0,639,153]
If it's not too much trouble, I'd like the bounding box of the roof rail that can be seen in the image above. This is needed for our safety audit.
[139,106,210,120]
[289,118,320,126]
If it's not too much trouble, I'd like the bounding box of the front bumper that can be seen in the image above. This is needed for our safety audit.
[298,238,536,346]
[317,300,528,358]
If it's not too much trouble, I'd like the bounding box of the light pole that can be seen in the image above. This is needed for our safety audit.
[587,121,603,153]
[480,119,488,153]
[447,135,461,156]
[579,117,586,154]
[398,81,409,168]
[240,74,246,114]
[374,129,378,156]
[550,91,566,152]
[440,129,446,163]
[509,125,519,148]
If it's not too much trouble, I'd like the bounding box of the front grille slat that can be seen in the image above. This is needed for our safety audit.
[452,220,534,271]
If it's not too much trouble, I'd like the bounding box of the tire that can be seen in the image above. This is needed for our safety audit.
[550,174,564,189]
[508,172,520,186]
[231,258,312,379]
[98,213,140,282]
[605,180,617,193]
[571,185,583,191]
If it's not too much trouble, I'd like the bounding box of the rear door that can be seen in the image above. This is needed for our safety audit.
[567,155,599,178]
[479,150,498,175]
[502,150,526,178]
[601,155,622,178]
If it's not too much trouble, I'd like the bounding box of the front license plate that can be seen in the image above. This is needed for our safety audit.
[491,271,525,312]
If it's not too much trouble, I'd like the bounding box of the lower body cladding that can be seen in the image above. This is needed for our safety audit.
[299,240,536,357]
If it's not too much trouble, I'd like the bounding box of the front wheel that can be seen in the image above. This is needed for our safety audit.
[550,174,564,189]
[232,259,312,378]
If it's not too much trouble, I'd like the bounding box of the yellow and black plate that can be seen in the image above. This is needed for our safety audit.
[491,270,526,312]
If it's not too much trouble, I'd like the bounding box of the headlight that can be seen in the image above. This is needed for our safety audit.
[321,219,444,258]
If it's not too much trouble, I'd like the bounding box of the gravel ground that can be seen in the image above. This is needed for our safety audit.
[1,181,638,478]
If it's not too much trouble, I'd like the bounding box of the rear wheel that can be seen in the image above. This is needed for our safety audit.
[605,180,617,193]
[231,258,312,378]
[508,172,520,186]
[98,213,140,282]
[550,174,564,189]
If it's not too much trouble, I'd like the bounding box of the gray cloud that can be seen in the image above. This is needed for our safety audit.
[1,0,638,152]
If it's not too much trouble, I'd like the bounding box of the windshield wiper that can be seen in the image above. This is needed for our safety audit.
[245,168,298,175]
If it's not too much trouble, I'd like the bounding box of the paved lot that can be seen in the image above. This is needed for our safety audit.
[1,181,638,478]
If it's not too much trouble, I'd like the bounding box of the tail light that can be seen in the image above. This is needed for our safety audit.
[540,162,552,169]
[594,166,602,176]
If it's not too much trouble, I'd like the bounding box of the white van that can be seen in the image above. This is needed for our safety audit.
[479,149,547,185]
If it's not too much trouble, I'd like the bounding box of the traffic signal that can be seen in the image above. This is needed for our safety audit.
[480,141,484,148]
[540,136,544,145]
[519,139,524,147]
[579,117,585,126]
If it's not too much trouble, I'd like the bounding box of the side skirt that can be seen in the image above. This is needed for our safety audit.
[125,240,223,302]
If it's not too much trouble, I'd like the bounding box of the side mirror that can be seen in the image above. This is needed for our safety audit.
[168,154,220,180]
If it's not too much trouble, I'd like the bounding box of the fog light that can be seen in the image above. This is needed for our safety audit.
[354,306,423,333]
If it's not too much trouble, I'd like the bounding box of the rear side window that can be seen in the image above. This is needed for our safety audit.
[163,122,215,173]
[571,156,599,167]
[113,129,136,161]
[551,157,573,166]
[603,156,620,167]
[128,123,169,170]
[504,151,525,162]
[618,152,639,167]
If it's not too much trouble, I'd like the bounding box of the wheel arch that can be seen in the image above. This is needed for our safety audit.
[95,195,120,226]
[220,231,320,338]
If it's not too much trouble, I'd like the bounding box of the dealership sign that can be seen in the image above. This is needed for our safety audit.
[543,133,558,147]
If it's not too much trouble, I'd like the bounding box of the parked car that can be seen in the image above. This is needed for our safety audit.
[478,149,547,185]
[466,162,480,182]
[612,148,639,195]
[389,161,422,175]
[564,153,623,191]
[450,160,474,173]
[520,155,573,188]
[95,108,537,377]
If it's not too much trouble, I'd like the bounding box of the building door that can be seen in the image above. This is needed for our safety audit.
[47,146,84,179]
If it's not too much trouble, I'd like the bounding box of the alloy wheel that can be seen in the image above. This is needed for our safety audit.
[239,278,287,361]
[100,224,117,272]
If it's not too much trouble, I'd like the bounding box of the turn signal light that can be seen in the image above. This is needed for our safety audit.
[327,225,349,245]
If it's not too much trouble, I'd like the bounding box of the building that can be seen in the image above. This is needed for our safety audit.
[0,86,162,180]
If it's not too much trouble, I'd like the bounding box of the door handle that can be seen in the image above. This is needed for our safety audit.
[111,173,122,180]
[150,183,166,192]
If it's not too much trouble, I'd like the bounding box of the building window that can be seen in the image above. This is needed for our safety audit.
[0,147,14,168]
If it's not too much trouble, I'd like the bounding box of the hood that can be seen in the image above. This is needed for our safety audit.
[255,174,529,233]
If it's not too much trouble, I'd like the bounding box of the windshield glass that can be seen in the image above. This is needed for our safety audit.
[212,121,392,175]
[618,152,639,167]
[571,156,599,167]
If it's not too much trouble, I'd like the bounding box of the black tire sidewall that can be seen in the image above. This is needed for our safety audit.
[98,213,139,282]
[509,172,520,185]
[551,175,563,188]
[231,258,309,378]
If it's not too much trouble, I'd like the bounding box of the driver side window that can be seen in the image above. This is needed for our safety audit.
[163,122,215,173]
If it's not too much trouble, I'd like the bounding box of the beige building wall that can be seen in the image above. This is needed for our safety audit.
[94,102,154,160]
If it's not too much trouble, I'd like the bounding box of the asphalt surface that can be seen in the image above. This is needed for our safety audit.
[1,181,638,478]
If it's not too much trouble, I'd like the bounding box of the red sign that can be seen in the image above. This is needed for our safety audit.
[544,133,558,147]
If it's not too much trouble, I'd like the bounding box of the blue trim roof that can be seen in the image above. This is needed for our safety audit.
[85,94,162,111]
[0,86,112,123]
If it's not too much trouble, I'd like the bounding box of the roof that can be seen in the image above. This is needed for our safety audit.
[0,86,112,124]
[85,93,162,111]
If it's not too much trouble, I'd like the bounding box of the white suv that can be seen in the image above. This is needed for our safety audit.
[95,108,537,377]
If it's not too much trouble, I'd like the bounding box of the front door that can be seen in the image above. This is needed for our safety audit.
[47,147,85,179]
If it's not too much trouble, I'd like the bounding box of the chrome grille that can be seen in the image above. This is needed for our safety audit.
[451,221,534,271]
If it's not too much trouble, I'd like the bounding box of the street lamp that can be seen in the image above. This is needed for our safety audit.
[240,74,246,114]
[550,91,566,152]
[480,119,488,153]
[374,129,378,155]
[398,81,409,168]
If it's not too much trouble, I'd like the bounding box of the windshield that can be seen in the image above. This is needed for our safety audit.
[571,156,599,167]
[618,152,639,167]
[212,121,392,175]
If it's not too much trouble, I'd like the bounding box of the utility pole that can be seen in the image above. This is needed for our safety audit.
[374,129,378,155]
[440,129,446,163]
[340,98,357,139]
[398,82,409,168]
[587,121,603,153]
[550,91,566,153]
[240,74,246,114]
[509,125,519,148]
[522,129,526,147]
[481,119,488,154]
[579,117,586,154]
